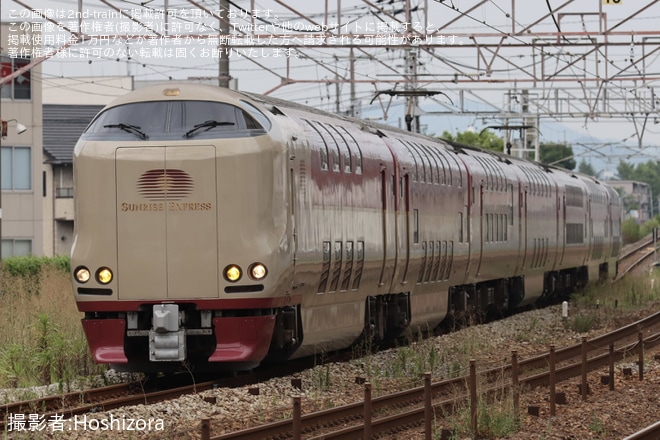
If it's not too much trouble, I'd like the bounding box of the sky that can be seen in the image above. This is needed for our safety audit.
[3,0,660,178]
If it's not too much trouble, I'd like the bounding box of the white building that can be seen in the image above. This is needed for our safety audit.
[1,22,43,258]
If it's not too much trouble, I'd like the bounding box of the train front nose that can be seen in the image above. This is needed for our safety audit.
[116,145,219,300]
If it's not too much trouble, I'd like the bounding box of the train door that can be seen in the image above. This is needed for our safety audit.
[288,148,300,286]
[396,173,411,286]
[476,183,484,276]
[464,172,483,281]
[115,146,219,300]
[584,196,592,266]
[378,164,398,290]
[516,187,528,274]
[556,189,567,268]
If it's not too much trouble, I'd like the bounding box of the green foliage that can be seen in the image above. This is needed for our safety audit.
[2,255,70,277]
[617,159,660,214]
[571,314,597,333]
[578,160,596,176]
[622,218,641,244]
[589,413,607,435]
[640,218,660,238]
[0,265,104,391]
[445,397,518,438]
[539,143,576,170]
[477,399,519,437]
[440,129,504,152]
[314,365,332,391]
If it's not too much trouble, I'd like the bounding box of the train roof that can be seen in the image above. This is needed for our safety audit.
[91,83,611,188]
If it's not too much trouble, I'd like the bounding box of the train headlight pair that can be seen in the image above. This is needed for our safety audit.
[74,266,113,284]
[223,263,268,283]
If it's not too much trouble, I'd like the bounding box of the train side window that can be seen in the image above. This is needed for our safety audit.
[413,209,419,243]
[330,126,353,173]
[352,241,364,290]
[425,241,436,282]
[530,169,540,196]
[418,143,439,184]
[509,184,515,225]
[445,151,462,187]
[341,241,354,291]
[446,241,454,279]
[239,100,272,130]
[486,214,491,242]
[438,241,447,280]
[318,241,331,293]
[408,142,427,182]
[427,144,446,185]
[398,140,419,181]
[303,120,329,171]
[330,241,343,291]
[542,172,551,197]
[418,241,427,284]
[458,212,464,242]
[435,149,450,185]
[475,157,490,190]
[316,122,341,172]
[339,127,363,174]
[432,241,441,281]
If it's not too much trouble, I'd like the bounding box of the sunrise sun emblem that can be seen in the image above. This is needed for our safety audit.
[137,169,194,201]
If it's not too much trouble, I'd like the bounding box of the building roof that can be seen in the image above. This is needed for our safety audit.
[43,104,103,164]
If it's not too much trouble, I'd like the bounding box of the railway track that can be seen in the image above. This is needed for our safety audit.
[3,237,657,437]
[624,421,660,440]
[208,310,660,439]
[0,376,214,433]
[0,351,338,434]
[616,234,658,280]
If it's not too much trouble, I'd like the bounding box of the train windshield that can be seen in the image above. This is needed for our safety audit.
[82,100,268,141]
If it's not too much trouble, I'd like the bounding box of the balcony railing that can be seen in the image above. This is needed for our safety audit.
[55,187,74,198]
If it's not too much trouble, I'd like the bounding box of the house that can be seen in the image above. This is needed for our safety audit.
[42,104,103,256]
[41,76,134,256]
[1,21,43,259]
[607,180,654,223]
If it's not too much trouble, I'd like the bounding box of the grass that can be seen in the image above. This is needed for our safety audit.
[347,272,660,437]
[0,264,106,396]
[4,259,660,437]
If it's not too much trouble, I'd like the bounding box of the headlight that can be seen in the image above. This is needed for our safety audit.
[224,265,242,282]
[96,267,113,284]
[74,266,91,283]
[249,263,267,280]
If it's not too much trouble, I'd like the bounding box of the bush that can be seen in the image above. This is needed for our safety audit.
[621,218,640,244]
[1,255,70,277]
[0,263,104,391]
[572,314,597,333]
[640,219,660,238]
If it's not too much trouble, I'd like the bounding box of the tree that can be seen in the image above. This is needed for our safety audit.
[616,159,660,215]
[440,129,504,152]
[578,160,596,176]
[539,143,576,171]
[616,161,636,180]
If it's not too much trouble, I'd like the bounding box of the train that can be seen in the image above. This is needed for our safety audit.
[71,83,623,372]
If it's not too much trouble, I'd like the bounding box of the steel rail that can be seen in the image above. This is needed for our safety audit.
[623,421,660,440]
[210,311,660,440]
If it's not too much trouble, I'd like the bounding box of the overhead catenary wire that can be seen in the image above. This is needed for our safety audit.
[4,0,660,155]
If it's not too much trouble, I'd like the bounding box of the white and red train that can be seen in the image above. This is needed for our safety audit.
[71,84,622,372]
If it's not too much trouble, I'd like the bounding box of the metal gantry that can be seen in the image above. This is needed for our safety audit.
[2,0,660,157]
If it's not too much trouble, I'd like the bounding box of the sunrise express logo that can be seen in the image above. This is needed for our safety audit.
[120,169,213,212]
